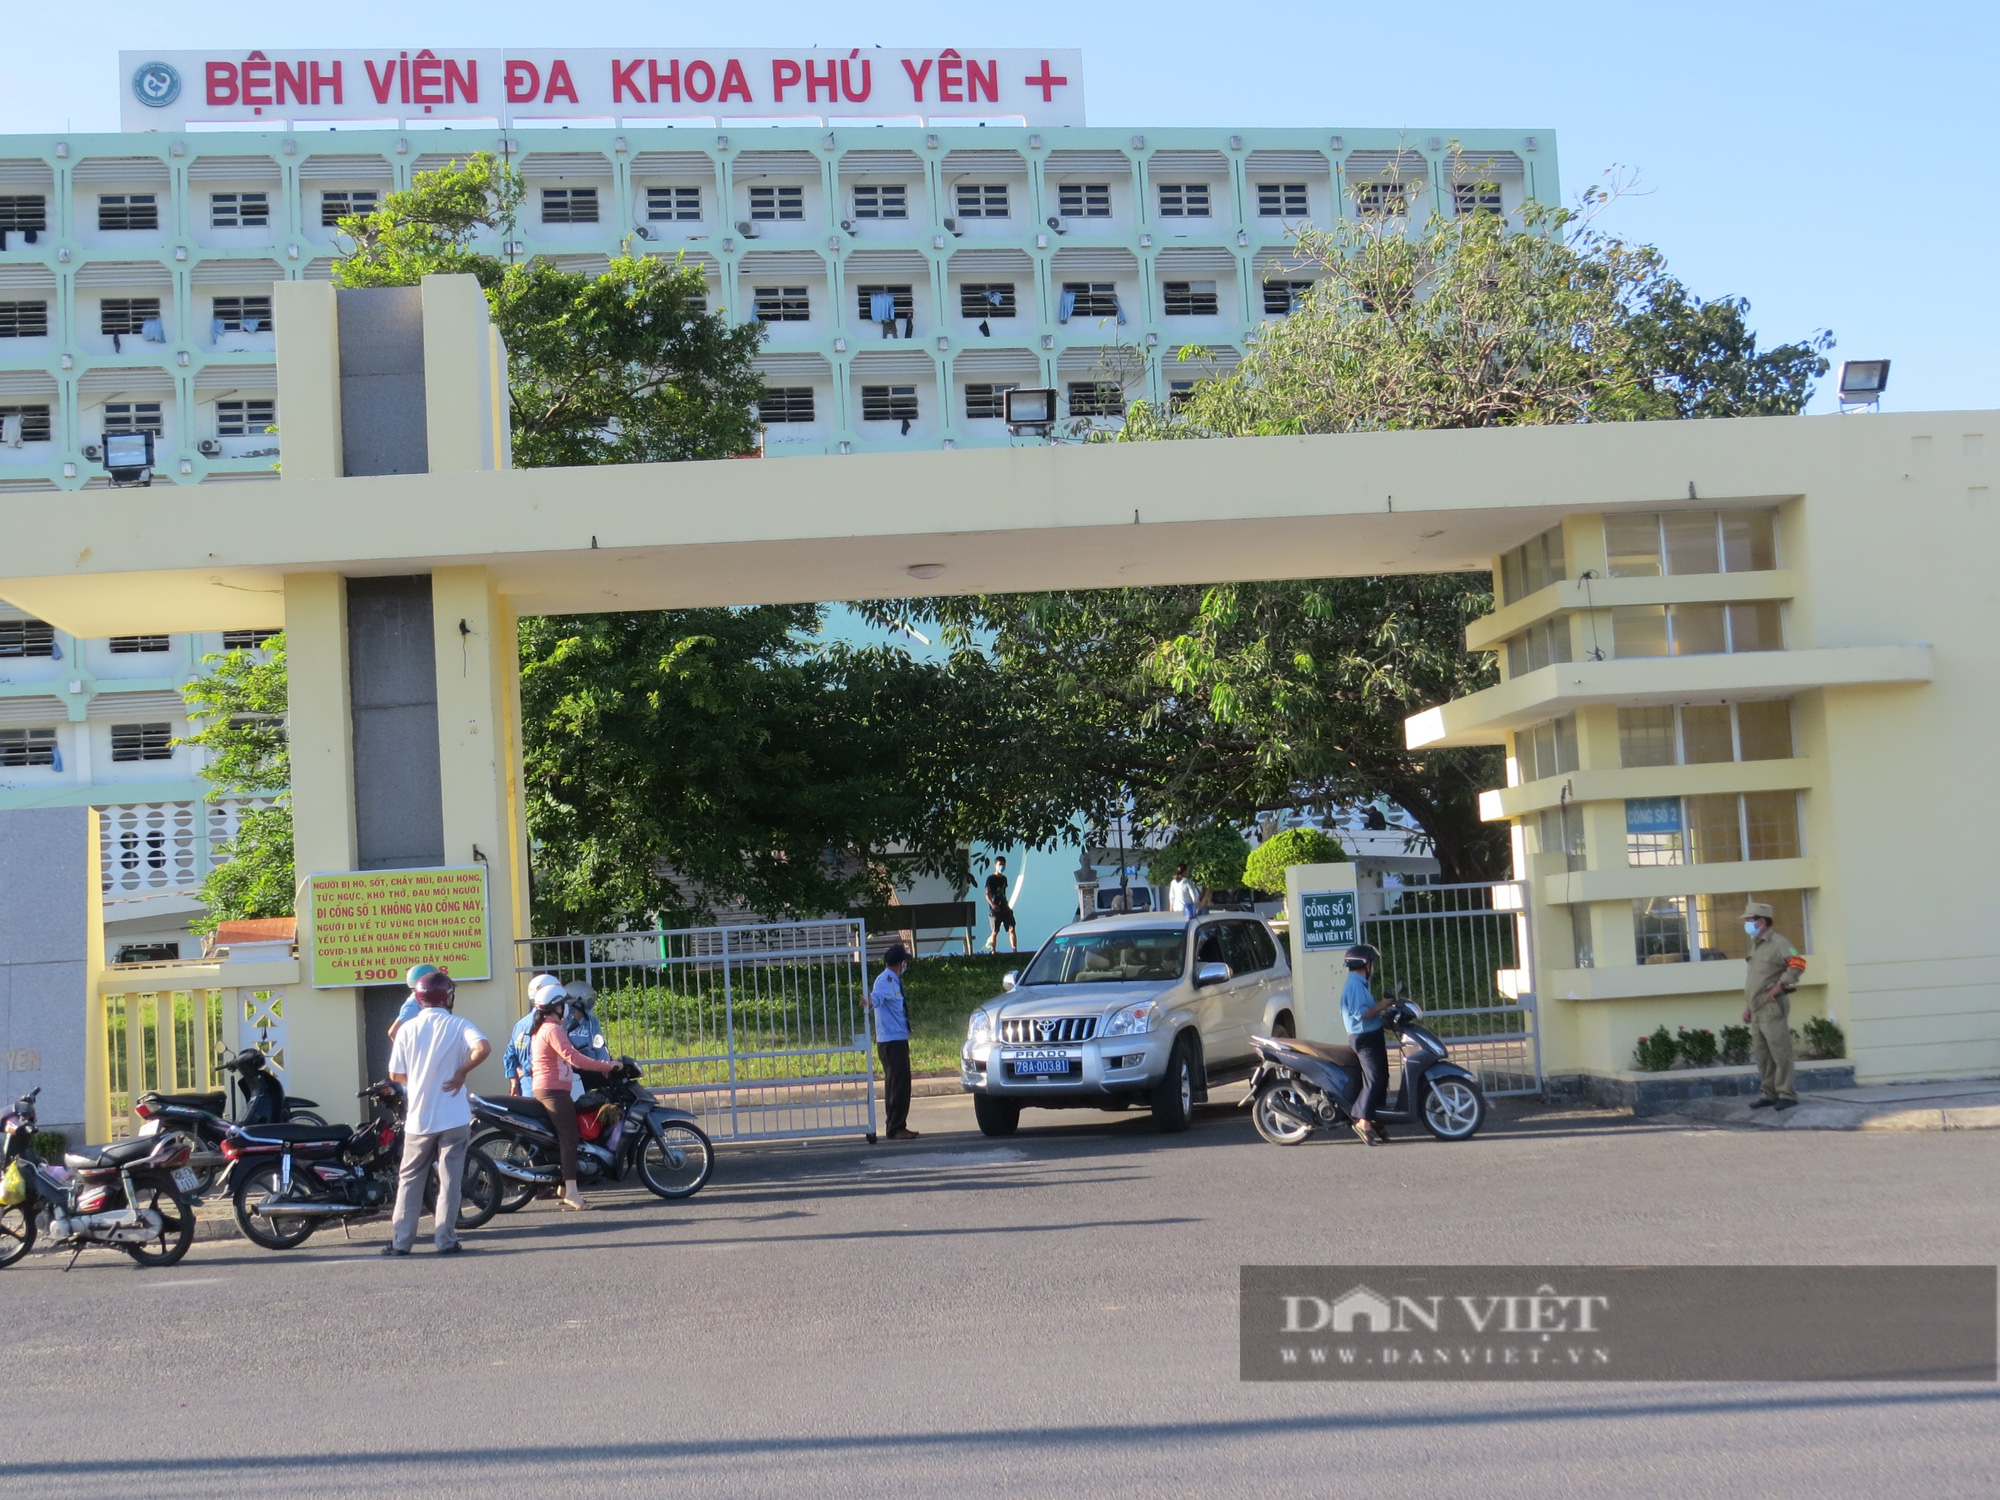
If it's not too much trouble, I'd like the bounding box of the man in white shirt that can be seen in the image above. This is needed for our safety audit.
[384,970,491,1255]
[1168,864,1202,916]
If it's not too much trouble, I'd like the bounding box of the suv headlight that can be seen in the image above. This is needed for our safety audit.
[1103,1000,1158,1037]
[967,1010,992,1044]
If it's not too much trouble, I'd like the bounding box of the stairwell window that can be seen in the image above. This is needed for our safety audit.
[1504,618,1572,677]
[1156,183,1211,218]
[955,184,1009,218]
[964,383,1016,419]
[748,186,805,221]
[646,186,701,221]
[860,386,918,423]
[110,723,174,762]
[1262,281,1312,315]
[100,298,162,336]
[753,287,811,322]
[210,192,269,228]
[103,403,165,439]
[1498,524,1568,604]
[320,190,378,227]
[0,405,52,444]
[1517,714,1578,783]
[757,388,816,424]
[1257,183,1309,217]
[109,635,171,654]
[98,194,159,231]
[0,728,56,769]
[852,184,907,219]
[1056,183,1111,218]
[216,399,276,437]
[1618,702,1794,767]
[1162,280,1219,316]
[222,629,281,649]
[1611,602,1783,658]
[212,295,273,332]
[0,619,57,657]
[1606,509,1778,578]
[0,196,47,232]
[958,283,1016,318]
[541,188,599,224]
[1067,382,1125,418]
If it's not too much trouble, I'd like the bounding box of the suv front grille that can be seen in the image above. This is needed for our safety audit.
[1000,1016,1099,1044]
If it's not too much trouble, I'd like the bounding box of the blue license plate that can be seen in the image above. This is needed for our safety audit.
[1010,1052,1073,1075]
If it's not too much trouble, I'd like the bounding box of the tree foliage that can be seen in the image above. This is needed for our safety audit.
[1243,827,1347,897]
[177,636,294,934]
[1147,823,1251,891]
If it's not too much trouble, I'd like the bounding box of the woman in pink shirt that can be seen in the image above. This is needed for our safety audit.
[529,990,618,1210]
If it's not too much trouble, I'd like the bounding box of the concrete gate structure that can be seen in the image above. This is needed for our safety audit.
[3,274,1994,1135]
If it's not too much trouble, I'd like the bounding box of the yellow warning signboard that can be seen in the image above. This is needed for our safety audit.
[306,866,491,988]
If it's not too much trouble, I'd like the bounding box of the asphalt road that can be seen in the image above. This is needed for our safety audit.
[7,1088,1997,1500]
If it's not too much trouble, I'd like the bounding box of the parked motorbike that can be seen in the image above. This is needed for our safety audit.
[471,1057,713,1207]
[0,1088,201,1268]
[137,1048,326,1196]
[226,1081,502,1251]
[1243,995,1488,1146]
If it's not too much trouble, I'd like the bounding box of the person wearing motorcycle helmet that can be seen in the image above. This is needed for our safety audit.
[386,963,443,1042]
[503,974,565,1098]
[529,978,618,1210]
[1341,943,1394,1148]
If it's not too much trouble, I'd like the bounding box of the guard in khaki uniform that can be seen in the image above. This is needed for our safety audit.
[1741,901,1807,1110]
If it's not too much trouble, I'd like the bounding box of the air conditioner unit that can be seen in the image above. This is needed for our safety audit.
[197,438,222,457]
[633,224,654,240]
[1046,215,1067,235]
[735,220,760,239]
[82,443,102,461]
[942,217,962,236]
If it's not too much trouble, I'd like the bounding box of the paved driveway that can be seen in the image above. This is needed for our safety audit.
[6,1089,1996,1499]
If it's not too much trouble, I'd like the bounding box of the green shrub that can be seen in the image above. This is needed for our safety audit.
[32,1130,67,1160]
[1633,1026,1679,1072]
[1147,823,1250,891]
[1718,1025,1752,1066]
[1676,1027,1719,1069]
[1243,827,1346,896]
[1800,1016,1847,1060]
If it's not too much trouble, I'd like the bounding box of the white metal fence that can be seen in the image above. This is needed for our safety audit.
[1360,879,1539,1096]
[517,918,879,1143]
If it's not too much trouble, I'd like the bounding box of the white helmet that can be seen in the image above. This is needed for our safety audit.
[564,979,597,1005]
[527,973,567,1010]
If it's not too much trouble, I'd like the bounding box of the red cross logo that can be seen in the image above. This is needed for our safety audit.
[1024,60,1069,102]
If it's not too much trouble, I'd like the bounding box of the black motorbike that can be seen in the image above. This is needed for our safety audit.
[1,1088,201,1268]
[136,1048,326,1196]
[226,1082,502,1251]
[1243,996,1487,1145]
[470,1058,713,1207]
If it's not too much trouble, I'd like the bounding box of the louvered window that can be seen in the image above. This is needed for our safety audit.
[647,186,702,221]
[0,196,46,231]
[111,723,174,762]
[109,635,171,654]
[1156,184,1210,218]
[1060,282,1119,319]
[320,190,378,226]
[1257,183,1309,217]
[0,302,48,338]
[955,184,1009,218]
[854,285,915,322]
[964,383,1017,419]
[1067,382,1125,418]
[542,188,599,224]
[852,185,907,219]
[0,729,56,769]
[757,388,816,424]
[1169,380,1197,411]
[754,287,811,322]
[103,403,164,438]
[749,186,805,221]
[98,194,159,231]
[958,283,1016,318]
[0,405,52,443]
[1057,183,1111,218]
[1453,182,1503,215]
[100,298,161,336]
[210,192,269,228]
[1354,182,1409,217]
[223,629,281,649]
[1263,280,1313,315]
[212,295,273,332]
[1162,281,1218,316]
[860,385,918,422]
[0,619,56,657]
[217,399,276,437]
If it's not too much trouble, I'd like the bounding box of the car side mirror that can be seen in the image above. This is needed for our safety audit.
[1002,970,1019,992]
[1195,961,1232,987]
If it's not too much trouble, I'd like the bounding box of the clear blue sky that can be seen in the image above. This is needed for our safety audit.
[4,1,1992,413]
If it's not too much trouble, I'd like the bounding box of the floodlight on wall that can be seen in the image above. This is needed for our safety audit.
[1837,360,1891,409]
[1004,386,1058,437]
[102,430,155,488]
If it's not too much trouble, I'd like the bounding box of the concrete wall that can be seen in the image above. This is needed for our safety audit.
[0,807,95,1139]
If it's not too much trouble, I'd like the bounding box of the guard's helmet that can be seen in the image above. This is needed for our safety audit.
[1344,943,1381,972]
[414,971,457,1006]
[405,962,439,989]
[564,980,597,1006]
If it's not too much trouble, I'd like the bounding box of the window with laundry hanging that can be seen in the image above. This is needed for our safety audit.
[100,298,162,336]
[0,618,57,657]
[958,283,1016,318]
[212,295,273,333]
[854,285,914,323]
[0,729,57,769]
[0,405,52,444]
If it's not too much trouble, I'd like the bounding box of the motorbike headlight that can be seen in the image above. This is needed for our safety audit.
[966,1010,992,1044]
[1103,1000,1158,1037]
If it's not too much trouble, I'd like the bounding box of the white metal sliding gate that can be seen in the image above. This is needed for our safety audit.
[1360,880,1540,1096]
[517,919,878,1142]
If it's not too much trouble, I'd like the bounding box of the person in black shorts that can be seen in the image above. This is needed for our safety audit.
[982,856,1018,952]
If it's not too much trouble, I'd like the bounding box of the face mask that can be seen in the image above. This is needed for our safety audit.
[1743,921,1761,937]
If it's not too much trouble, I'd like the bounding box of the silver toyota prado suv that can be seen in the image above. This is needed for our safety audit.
[961,912,1295,1136]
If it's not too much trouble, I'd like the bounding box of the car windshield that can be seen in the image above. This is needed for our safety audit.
[1020,928,1186,985]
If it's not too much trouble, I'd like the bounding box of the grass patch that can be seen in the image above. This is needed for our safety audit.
[903,953,1023,1073]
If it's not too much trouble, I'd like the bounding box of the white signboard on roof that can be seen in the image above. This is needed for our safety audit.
[119,48,1086,130]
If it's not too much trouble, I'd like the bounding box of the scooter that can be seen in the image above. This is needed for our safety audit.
[1243,995,1487,1146]
[470,1057,714,1206]
[137,1048,326,1197]
[0,1088,201,1268]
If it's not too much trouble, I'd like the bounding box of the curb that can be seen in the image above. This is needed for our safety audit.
[1670,1097,2000,1132]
